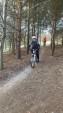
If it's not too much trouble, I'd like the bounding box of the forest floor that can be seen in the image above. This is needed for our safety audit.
[0,46,63,113]
[0,48,30,84]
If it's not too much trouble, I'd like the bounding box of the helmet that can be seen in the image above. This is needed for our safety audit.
[32,36,37,39]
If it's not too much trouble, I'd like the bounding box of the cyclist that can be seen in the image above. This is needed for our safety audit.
[30,35,40,62]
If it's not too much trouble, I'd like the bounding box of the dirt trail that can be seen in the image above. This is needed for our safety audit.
[0,66,32,93]
[0,47,63,113]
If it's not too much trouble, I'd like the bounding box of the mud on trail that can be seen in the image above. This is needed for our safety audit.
[0,47,63,113]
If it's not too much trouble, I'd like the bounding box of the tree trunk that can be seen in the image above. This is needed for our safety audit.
[27,18,30,54]
[62,36,63,46]
[9,38,12,52]
[40,27,41,45]
[51,19,56,56]
[51,35,55,56]
[12,33,15,54]
[37,19,40,41]
[24,32,26,48]
[32,19,36,36]
[4,39,6,50]
[27,0,31,54]
[0,41,4,70]
[16,1,22,59]
[0,0,7,70]
[16,38,21,59]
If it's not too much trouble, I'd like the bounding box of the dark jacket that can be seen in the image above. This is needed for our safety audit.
[30,40,40,51]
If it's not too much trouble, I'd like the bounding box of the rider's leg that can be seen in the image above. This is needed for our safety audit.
[36,51,39,62]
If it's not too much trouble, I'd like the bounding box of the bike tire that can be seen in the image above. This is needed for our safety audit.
[31,61,35,68]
